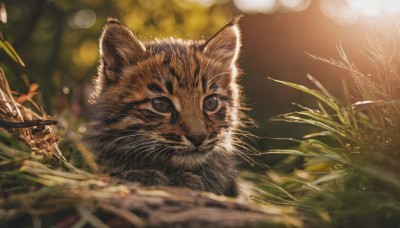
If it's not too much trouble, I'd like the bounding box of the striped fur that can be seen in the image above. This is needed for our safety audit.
[86,17,243,196]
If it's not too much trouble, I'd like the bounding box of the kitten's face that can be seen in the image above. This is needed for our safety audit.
[90,18,241,168]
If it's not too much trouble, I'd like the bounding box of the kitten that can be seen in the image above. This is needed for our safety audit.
[86,17,244,197]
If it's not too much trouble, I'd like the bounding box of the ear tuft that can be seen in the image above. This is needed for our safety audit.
[203,16,242,65]
[106,17,121,24]
[227,15,243,26]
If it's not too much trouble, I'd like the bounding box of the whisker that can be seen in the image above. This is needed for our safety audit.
[207,72,230,86]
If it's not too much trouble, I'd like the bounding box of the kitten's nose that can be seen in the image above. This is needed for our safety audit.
[186,134,207,147]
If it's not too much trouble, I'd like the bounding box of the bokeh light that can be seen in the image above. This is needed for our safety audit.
[232,0,312,14]
[280,0,310,12]
[320,0,400,25]
[229,0,400,24]
[233,0,277,14]
[67,9,96,29]
[188,0,217,7]
[320,0,358,25]
[72,40,98,67]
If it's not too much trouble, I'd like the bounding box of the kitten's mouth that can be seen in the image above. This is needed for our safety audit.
[173,148,208,156]
[169,148,212,168]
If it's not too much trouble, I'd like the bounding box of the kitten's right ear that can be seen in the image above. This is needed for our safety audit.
[99,18,146,82]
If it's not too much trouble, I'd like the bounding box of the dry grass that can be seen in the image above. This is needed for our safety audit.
[0,67,60,159]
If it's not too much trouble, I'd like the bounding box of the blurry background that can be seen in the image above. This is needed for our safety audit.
[1,0,399,165]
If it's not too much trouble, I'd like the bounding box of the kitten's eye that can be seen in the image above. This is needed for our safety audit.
[151,97,172,113]
[204,95,219,112]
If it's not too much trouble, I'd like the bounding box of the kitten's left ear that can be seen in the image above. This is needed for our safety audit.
[203,16,242,65]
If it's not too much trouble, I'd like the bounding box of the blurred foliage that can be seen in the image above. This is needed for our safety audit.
[1,0,237,113]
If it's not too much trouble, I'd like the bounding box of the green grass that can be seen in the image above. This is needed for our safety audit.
[253,28,400,227]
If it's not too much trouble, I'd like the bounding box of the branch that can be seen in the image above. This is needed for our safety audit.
[88,185,303,227]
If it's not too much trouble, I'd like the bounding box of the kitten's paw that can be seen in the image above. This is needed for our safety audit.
[117,170,169,186]
[169,172,205,191]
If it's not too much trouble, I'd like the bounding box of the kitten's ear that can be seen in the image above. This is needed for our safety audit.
[203,16,242,65]
[99,18,146,82]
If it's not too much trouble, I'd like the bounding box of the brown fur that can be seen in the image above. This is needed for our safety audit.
[86,17,244,197]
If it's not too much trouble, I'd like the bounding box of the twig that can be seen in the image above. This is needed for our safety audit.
[0,119,57,129]
[67,131,99,174]
[76,206,109,228]
[99,203,145,228]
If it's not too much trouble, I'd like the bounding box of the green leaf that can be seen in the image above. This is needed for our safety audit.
[0,40,25,67]
[269,78,339,112]
[265,149,311,156]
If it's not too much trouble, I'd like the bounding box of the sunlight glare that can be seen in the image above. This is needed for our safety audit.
[382,0,400,13]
